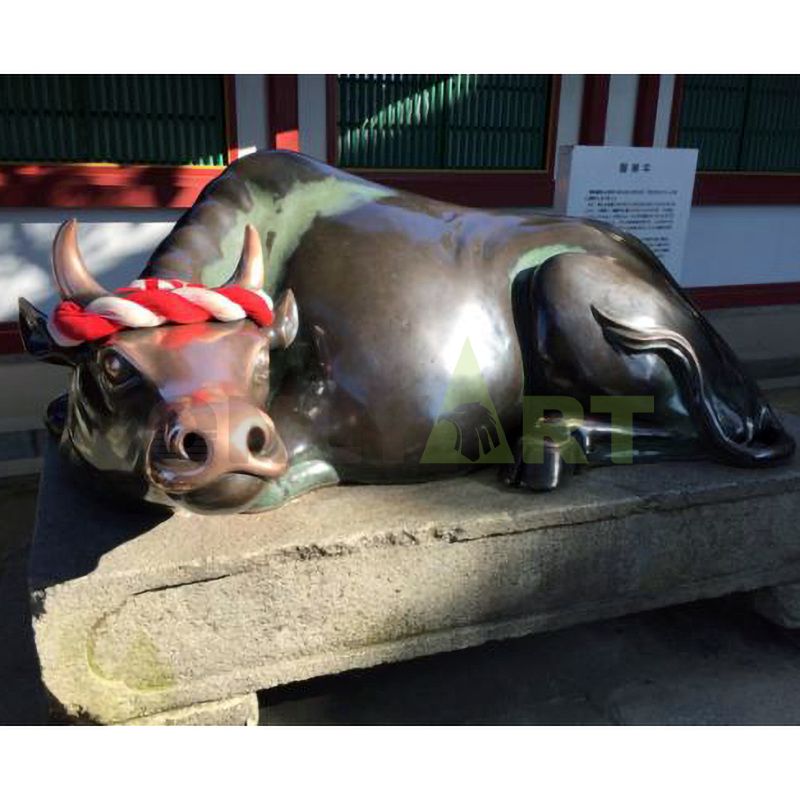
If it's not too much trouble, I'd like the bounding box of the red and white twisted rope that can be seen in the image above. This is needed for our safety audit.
[48,278,275,347]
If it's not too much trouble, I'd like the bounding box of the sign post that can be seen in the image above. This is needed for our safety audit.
[555,146,698,280]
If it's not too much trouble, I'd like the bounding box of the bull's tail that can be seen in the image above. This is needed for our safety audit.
[590,305,795,467]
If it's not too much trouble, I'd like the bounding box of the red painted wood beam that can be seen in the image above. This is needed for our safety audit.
[579,75,610,146]
[0,164,223,209]
[633,75,661,147]
[0,75,238,209]
[688,281,800,309]
[267,75,300,152]
[326,74,338,164]
[0,323,23,356]
[224,74,240,163]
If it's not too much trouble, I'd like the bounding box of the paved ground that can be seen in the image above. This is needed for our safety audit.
[0,475,47,724]
[261,597,800,725]
[766,384,800,413]
[3,385,800,725]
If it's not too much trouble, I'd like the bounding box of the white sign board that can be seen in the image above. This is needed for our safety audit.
[555,146,698,280]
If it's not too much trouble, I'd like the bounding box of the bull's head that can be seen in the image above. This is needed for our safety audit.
[19,221,299,514]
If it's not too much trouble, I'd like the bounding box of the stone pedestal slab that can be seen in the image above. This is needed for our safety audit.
[29,416,800,724]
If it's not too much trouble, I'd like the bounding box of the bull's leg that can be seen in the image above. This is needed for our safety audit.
[501,422,582,491]
[501,414,703,491]
[502,264,587,491]
[503,261,705,491]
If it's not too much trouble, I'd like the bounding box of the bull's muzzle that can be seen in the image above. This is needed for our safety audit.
[146,397,288,510]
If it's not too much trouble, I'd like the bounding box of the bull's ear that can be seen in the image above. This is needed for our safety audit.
[18,297,80,365]
[267,289,299,350]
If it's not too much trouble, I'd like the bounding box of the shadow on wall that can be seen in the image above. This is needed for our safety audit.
[0,210,182,322]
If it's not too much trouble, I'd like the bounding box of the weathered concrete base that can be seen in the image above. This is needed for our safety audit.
[122,693,259,726]
[29,415,800,725]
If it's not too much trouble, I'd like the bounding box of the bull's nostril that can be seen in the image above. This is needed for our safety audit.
[247,426,267,455]
[182,432,209,463]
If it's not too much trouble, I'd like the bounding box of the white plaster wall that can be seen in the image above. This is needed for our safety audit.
[554,75,583,181]
[682,206,800,287]
[235,74,268,157]
[605,75,638,146]
[298,75,328,162]
[653,74,675,148]
[0,208,181,322]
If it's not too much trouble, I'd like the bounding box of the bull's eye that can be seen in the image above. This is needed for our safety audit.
[100,350,138,387]
[252,347,270,385]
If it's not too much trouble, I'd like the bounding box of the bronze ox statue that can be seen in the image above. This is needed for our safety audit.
[19,151,795,514]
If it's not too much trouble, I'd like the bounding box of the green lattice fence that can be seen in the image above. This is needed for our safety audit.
[677,75,800,172]
[336,74,552,170]
[0,75,227,166]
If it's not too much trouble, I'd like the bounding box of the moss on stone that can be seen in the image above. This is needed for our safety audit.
[87,628,175,692]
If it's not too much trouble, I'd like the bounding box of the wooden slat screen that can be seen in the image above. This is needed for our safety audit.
[0,75,228,166]
[677,75,800,172]
[337,74,552,170]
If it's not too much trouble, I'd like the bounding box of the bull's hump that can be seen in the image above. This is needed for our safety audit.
[146,151,398,290]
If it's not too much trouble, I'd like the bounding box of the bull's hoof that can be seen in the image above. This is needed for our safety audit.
[500,436,577,491]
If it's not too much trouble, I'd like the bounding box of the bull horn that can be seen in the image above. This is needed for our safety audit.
[52,219,106,303]
[227,224,264,291]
